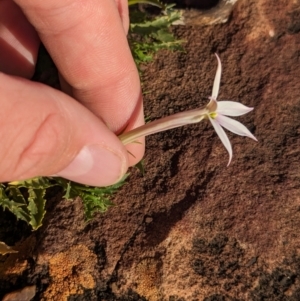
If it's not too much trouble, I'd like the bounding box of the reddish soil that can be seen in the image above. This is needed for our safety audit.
[1,0,300,300]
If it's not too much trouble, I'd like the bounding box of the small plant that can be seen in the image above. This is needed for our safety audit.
[128,1,183,65]
[1,174,129,230]
[120,54,257,164]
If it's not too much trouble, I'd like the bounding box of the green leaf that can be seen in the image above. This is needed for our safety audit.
[2,185,30,222]
[27,188,47,230]
[9,176,53,189]
[55,174,129,220]
[128,0,165,8]
[129,5,183,65]
[135,159,145,175]
[0,178,54,230]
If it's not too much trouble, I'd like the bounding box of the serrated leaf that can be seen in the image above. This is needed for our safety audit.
[9,177,54,189]
[0,196,30,223]
[64,181,72,199]
[27,189,46,230]
[2,186,31,222]
[1,178,50,229]
[135,159,145,175]
[7,186,27,205]
[59,174,129,220]
[129,7,183,65]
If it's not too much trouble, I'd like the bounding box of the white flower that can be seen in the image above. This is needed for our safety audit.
[119,53,257,166]
[206,54,257,165]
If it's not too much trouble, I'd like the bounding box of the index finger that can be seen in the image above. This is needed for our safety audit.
[14,0,145,163]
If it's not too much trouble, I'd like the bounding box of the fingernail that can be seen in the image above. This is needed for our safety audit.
[56,145,126,186]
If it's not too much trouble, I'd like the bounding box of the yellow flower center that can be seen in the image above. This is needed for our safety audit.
[209,112,218,119]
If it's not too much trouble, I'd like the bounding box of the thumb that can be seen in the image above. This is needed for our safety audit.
[0,73,129,187]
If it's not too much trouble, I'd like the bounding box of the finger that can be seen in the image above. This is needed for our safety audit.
[58,71,145,167]
[14,0,145,164]
[0,72,129,187]
[115,0,130,33]
[0,0,40,78]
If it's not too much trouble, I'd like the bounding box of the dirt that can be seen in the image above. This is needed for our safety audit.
[1,0,300,300]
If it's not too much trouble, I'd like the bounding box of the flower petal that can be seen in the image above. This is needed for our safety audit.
[209,116,233,166]
[217,101,254,116]
[211,53,222,99]
[216,115,257,141]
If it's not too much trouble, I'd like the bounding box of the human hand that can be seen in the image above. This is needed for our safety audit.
[0,0,145,186]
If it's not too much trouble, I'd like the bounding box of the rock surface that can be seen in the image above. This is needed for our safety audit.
[1,0,300,300]
[2,286,36,301]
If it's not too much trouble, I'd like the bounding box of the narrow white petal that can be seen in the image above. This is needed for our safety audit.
[216,115,258,141]
[217,101,254,116]
[209,116,233,166]
[211,53,222,99]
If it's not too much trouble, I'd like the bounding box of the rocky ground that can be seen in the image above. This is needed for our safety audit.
[1,0,300,300]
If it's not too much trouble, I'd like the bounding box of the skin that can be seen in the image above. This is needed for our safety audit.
[0,0,145,186]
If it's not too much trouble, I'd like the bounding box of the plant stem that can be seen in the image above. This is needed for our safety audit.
[119,107,208,145]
